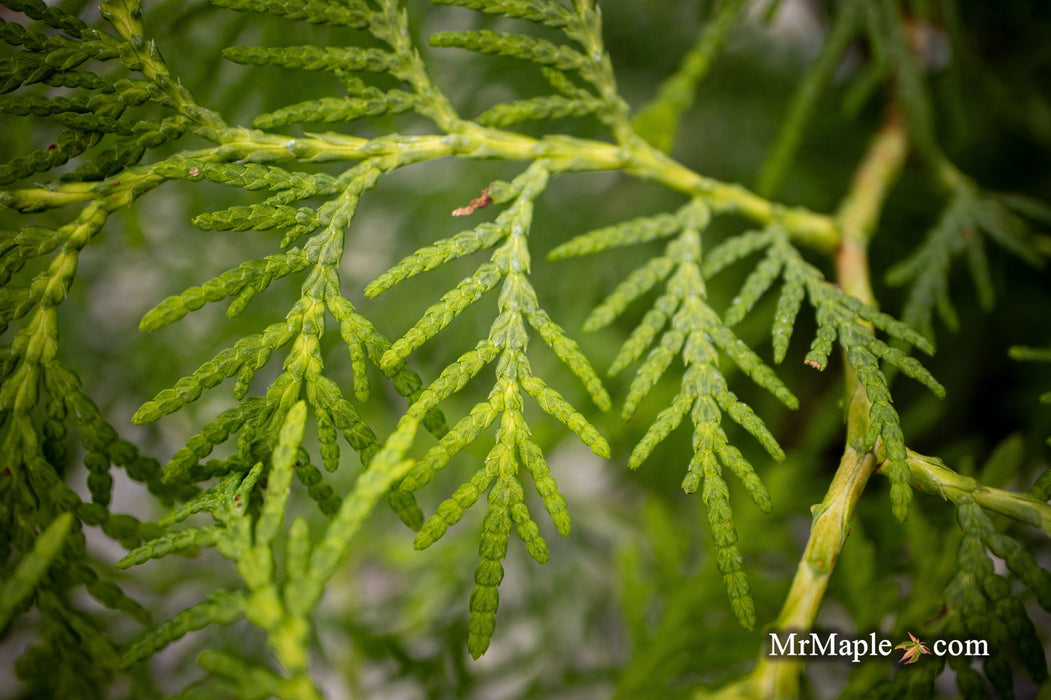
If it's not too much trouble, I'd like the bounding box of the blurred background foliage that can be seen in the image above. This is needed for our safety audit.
[1,0,1050,698]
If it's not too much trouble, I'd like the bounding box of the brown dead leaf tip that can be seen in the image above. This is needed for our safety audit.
[804,359,824,370]
[452,187,492,216]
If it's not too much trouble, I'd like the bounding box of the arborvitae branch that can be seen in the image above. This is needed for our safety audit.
[937,496,1050,694]
[0,512,72,629]
[122,589,248,668]
[211,0,370,28]
[2,1,1046,695]
[0,94,181,687]
[123,405,328,696]
[717,113,939,523]
[756,1,863,196]
[363,161,612,656]
[431,0,572,28]
[898,450,1051,534]
[633,0,748,153]
[555,199,804,628]
[887,180,1046,344]
[431,30,586,72]
[706,104,917,700]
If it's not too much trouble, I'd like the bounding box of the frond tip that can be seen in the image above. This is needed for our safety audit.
[706,225,945,522]
[886,185,1046,344]
[363,162,608,657]
[560,201,792,629]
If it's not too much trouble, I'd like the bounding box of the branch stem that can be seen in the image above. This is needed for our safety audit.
[891,450,1051,533]
[2,124,839,251]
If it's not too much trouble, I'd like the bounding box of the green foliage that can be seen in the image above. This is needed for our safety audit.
[632,0,747,153]
[946,498,1049,693]
[0,511,73,629]
[705,226,945,524]
[365,160,611,657]
[887,183,1046,344]
[853,441,1051,699]
[429,0,631,136]
[1011,344,1051,445]
[1,0,1049,698]
[755,1,863,197]
[553,201,799,628]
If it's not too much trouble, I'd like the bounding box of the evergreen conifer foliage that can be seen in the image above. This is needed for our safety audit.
[1,0,1050,698]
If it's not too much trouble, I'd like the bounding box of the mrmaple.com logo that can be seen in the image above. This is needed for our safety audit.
[767,630,989,664]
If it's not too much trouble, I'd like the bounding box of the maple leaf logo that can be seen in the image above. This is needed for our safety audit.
[894,632,931,664]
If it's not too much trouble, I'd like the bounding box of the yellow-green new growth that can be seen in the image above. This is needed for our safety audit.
[123,403,334,692]
[135,156,463,491]
[554,201,794,628]
[4,0,1046,692]
[363,162,612,657]
[704,226,945,522]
